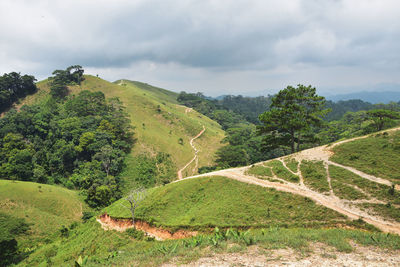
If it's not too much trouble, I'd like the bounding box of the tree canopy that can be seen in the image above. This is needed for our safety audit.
[258,84,329,153]
[0,88,133,207]
[367,109,400,131]
[0,72,37,113]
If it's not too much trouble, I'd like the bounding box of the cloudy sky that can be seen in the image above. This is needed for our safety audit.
[1,0,399,96]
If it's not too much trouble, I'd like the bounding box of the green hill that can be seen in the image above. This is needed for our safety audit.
[105,176,349,229]
[0,180,86,249]
[10,75,225,189]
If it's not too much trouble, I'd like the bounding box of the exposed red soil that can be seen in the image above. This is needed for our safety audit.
[98,213,197,240]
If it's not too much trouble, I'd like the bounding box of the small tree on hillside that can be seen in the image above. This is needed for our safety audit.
[367,109,399,131]
[258,84,330,154]
[120,188,147,228]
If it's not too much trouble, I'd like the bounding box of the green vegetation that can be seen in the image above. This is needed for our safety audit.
[49,65,84,99]
[0,72,37,113]
[259,84,329,154]
[0,85,133,207]
[329,165,369,200]
[284,157,299,173]
[265,160,300,183]
[111,80,225,175]
[0,180,86,244]
[120,153,176,192]
[367,109,400,131]
[246,164,273,179]
[106,176,341,228]
[177,93,282,169]
[0,180,86,265]
[330,131,400,183]
[300,160,330,193]
[318,105,400,144]
[20,218,400,266]
[359,203,400,222]
[328,165,399,203]
[10,75,225,185]
[0,213,30,266]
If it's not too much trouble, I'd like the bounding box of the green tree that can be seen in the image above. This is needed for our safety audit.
[215,145,250,168]
[258,84,329,154]
[367,109,399,131]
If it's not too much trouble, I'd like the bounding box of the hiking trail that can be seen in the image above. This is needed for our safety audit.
[177,126,206,180]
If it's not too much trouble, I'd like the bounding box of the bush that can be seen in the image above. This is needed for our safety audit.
[125,228,145,240]
[81,212,94,222]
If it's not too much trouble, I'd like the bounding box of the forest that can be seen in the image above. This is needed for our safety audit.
[0,67,133,207]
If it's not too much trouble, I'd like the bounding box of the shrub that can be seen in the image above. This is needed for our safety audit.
[125,228,145,240]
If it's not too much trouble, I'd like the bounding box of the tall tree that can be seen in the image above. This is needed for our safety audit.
[367,109,399,131]
[258,84,329,154]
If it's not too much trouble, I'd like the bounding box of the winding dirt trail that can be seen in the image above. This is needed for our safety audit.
[178,128,400,235]
[177,126,206,180]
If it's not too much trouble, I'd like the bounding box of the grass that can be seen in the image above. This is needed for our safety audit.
[300,160,330,193]
[358,203,400,223]
[330,130,400,183]
[245,165,273,179]
[329,165,369,200]
[328,165,399,203]
[284,157,299,173]
[0,179,87,250]
[105,176,347,229]
[265,160,300,183]
[20,219,400,266]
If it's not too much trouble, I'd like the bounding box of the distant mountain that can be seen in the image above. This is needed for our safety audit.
[327,91,400,104]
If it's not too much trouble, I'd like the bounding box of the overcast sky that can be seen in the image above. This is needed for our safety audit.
[1,0,399,96]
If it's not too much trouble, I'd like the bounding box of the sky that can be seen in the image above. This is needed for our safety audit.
[0,0,399,96]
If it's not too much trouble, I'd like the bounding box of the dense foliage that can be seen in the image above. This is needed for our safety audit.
[218,95,271,124]
[49,65,84,99]
[0,72,37,113]
[0,87,133,207]
[259,85,329,154]
[324,99,373,121]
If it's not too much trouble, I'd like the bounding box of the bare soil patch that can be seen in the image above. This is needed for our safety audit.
[98,213,197,240]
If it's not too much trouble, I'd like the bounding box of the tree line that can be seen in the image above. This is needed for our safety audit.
[178,86,400,171]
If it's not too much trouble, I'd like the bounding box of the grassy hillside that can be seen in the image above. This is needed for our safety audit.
[0,180,86,249]
[11,75,225,188]
[330,130,400,184]
[105,176,351,229]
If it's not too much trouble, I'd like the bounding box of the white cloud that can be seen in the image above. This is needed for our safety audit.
[0,0,399,95]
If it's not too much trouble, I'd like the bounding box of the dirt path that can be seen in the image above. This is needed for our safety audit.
[178,128,400,235]
[163,243,400,267]
[177,126,206,180]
